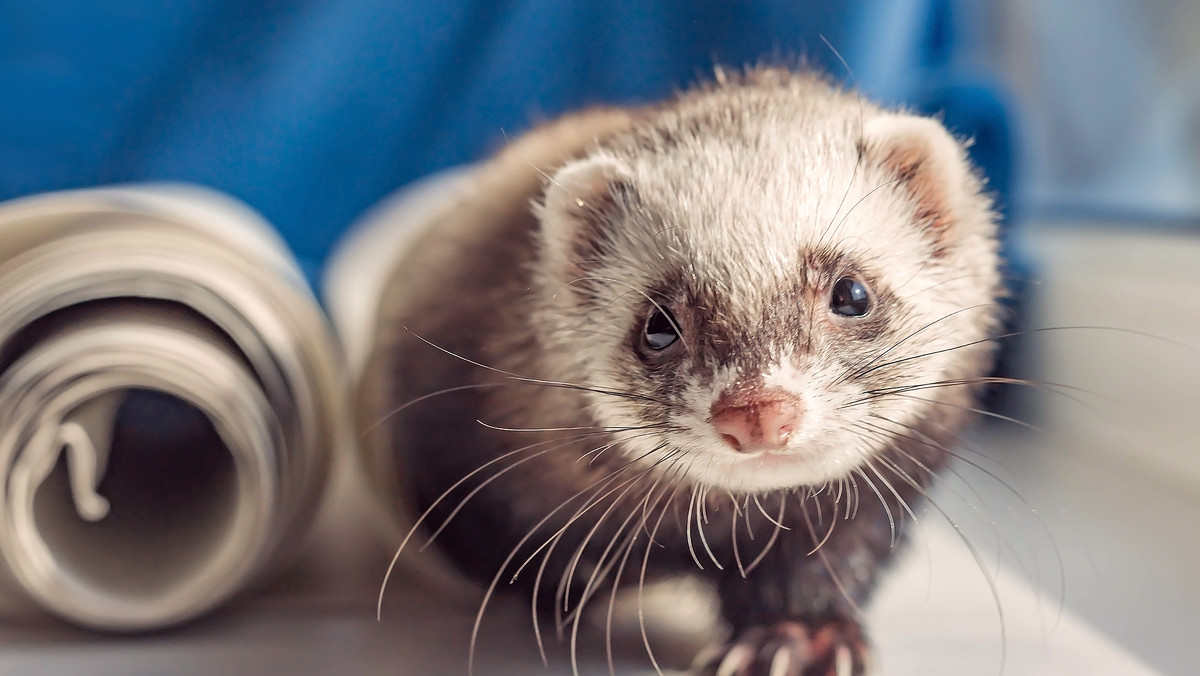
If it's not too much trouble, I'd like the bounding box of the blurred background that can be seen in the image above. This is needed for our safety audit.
[1,0,1198,674]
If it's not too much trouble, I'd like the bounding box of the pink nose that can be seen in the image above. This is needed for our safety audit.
[710,395,804,453]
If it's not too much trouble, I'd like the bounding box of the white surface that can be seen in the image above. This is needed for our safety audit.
[1016,224,1200,488]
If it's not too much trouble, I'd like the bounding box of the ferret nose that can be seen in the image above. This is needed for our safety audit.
[710,396,803,453]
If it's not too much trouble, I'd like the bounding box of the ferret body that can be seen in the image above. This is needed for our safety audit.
[360,68,1002,675]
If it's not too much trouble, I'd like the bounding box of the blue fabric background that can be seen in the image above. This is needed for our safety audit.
[0,0,1011,285]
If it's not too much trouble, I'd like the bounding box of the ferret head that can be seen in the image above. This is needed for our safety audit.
[531,75,1002,494]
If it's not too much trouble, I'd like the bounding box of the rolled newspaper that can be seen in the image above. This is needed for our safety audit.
[0,185,348,631]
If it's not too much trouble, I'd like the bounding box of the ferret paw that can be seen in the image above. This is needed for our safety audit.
[692,619,869,676]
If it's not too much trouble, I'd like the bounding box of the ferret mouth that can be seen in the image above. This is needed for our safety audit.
[738,448,818,468]
[677,441,863,493]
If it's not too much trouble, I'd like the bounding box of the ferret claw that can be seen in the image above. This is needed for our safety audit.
[692,619,868,676]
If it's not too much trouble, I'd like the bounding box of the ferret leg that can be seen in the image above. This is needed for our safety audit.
[694,508,899,676]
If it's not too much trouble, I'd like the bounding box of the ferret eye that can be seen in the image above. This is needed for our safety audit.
[830,277,870,317]
[643,307,680,350]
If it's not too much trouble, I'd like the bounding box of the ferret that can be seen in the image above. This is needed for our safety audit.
[359,67,1003,676]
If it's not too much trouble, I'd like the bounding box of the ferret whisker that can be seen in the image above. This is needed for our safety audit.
[843,330,999,384]
[571,469,679,667]
[873,392,1048,435]
[555,451,671,615]
[686,486,704,570]
[873,454,1009,674]
[520,378,670,406]
[820,33,858,86]
[402,325,671,406]
[553,444,682,626]
[424,431,643,550]
[854,419,945,478]
[695,487,723,571]
[744,495,787,575]
[531,470,637,597]
[637,484,682,676]
[481,438,662,653]
[377,430,609,619]
[607,481,677,676]
[742,494,755,542]
[467,445,667,676]
[362,382,510,435]
[799,498,863,617]
[845,377,981,403]
[854,374,1093,412]
[829,487,843,538]
[519,440,669,587]
[734,492,753,545]
[841,477,853,520]
[753,493,790,530]
[854,323,1192,388]
[650,224,684,242]
[806,492,840,556]
[815,68,865,250]
[528,160,558,185]
[854,467,897,548]
[726,490,744,519]
[536,462,661,654]
[868,414,1067,626]
[638,450,688,541]
[476,420,669,434]
[859,418,965,490]
[839,304,995,384]
[864,457,919,523]
[878,446,1008,573]
[731,495,747,579]
[531,467,638,667]
[472,521,572,674]
[843,377,999,406]
[579,433,658,466]
[605,485,658,676]
[859,415,1007,529]
[567,479,664,675]
[810,484,825,524]
[848,473,861,519]
[826,176,906,244]
[902,273,1007,301]
[875,437,1021,591]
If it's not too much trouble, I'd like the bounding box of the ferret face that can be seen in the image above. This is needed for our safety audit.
[534,82,1001,494]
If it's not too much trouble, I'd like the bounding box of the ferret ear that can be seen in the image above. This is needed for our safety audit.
[861,115,978,253]
[536,156,633,279]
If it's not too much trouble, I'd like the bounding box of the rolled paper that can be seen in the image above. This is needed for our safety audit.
[0,185,348,631]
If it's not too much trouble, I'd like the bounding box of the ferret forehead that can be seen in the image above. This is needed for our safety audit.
[613,94,878,219]
[610,133,884,268]
[629,98,865,174]
[617,124,863,234]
